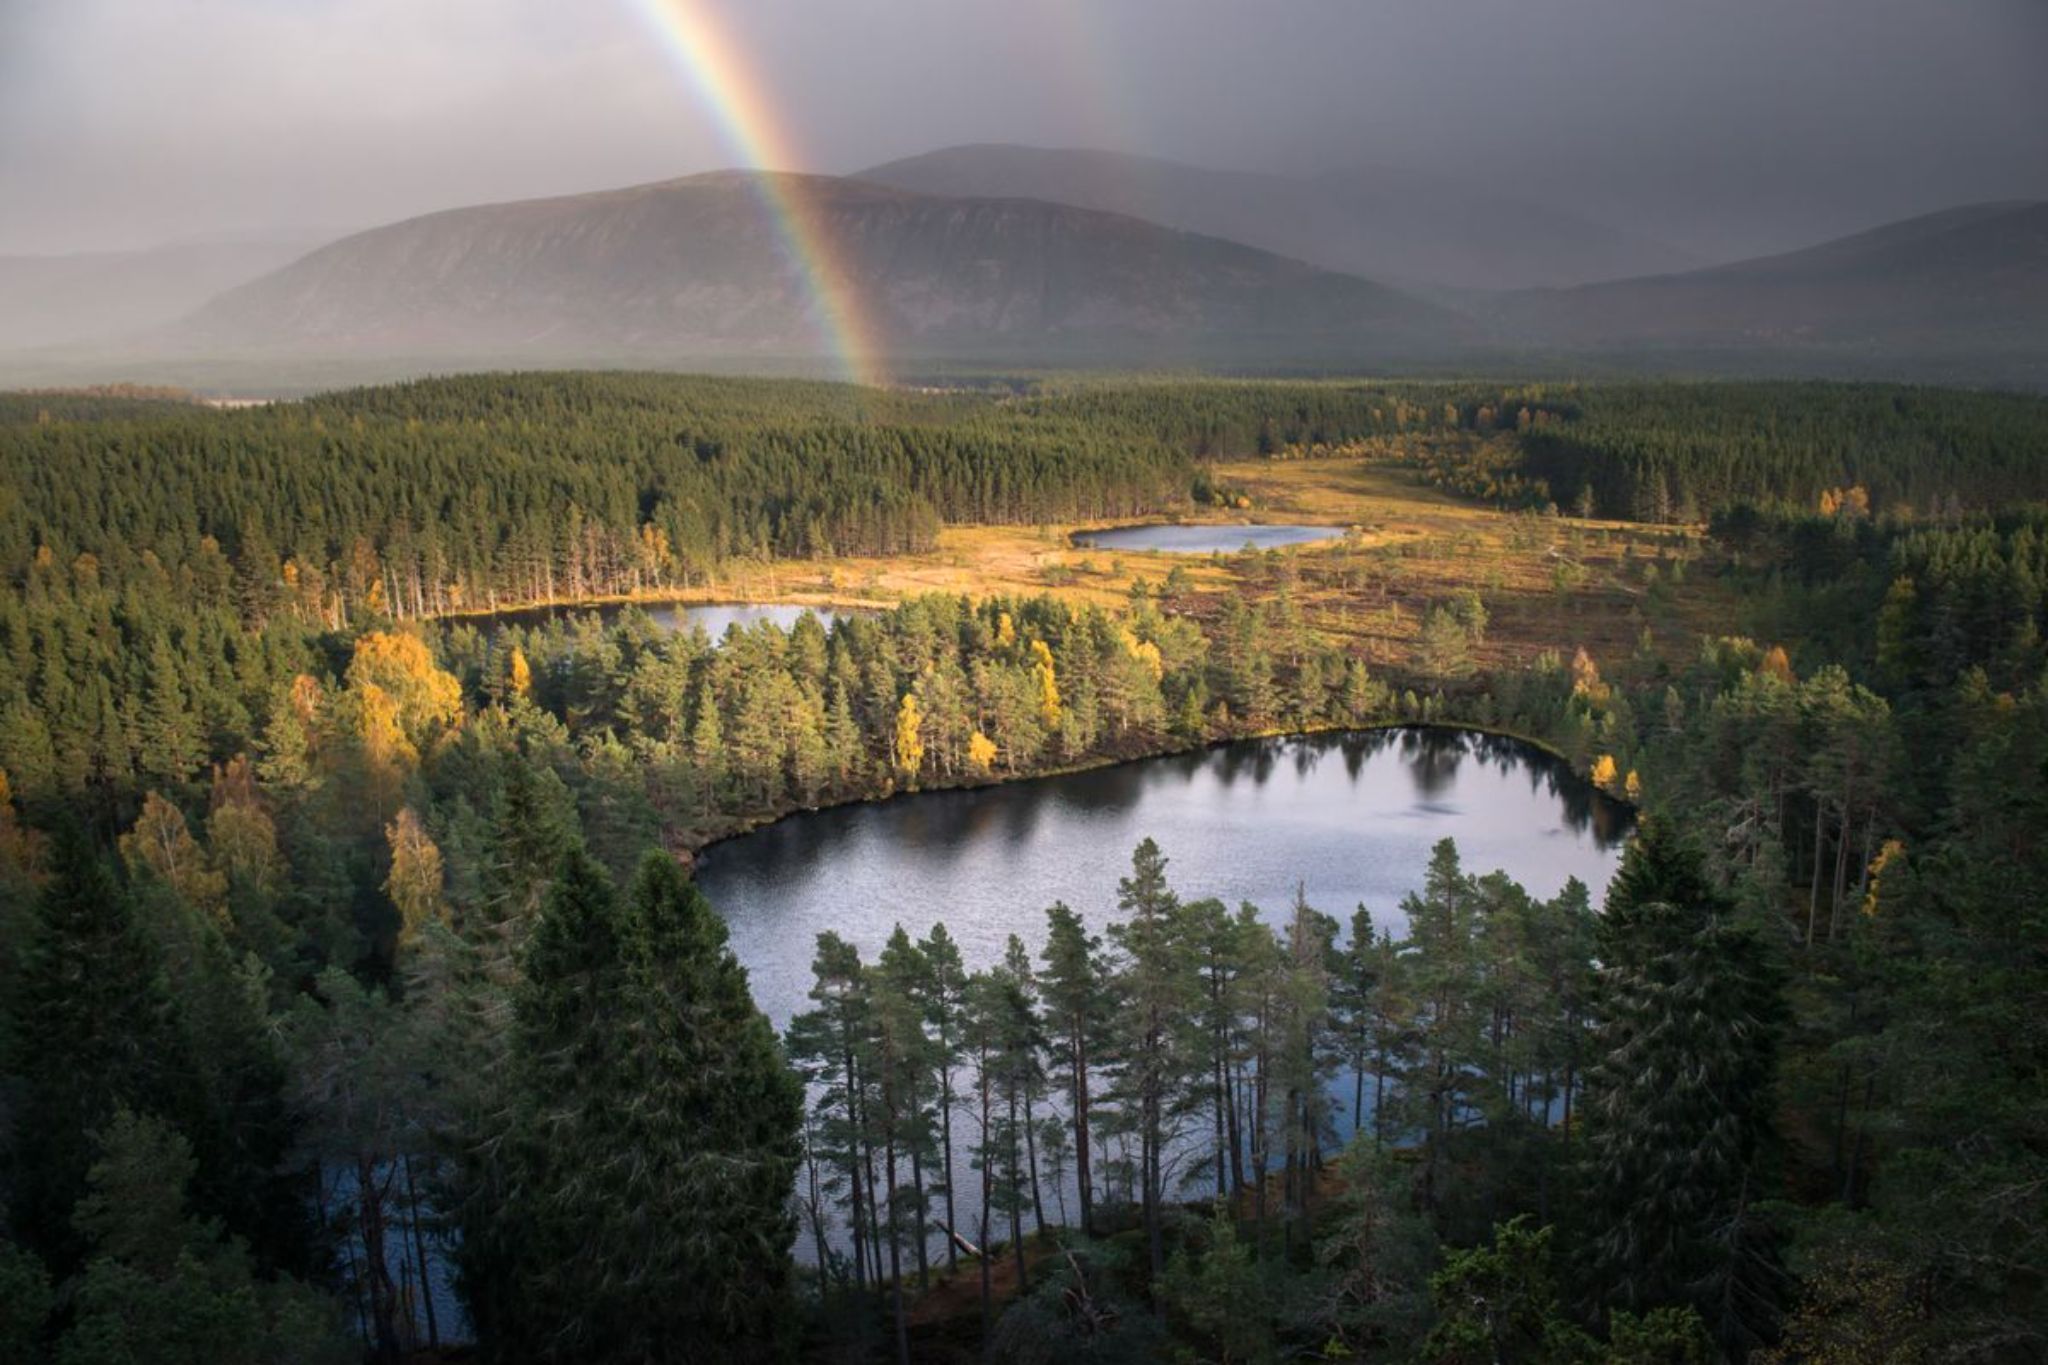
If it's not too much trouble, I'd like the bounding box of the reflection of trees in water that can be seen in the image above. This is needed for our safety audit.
[1051,757,1162,813]
[703,724,1635,909]
[1398,727,1470,800]
[1210,738,1282,789]
[1465,730,1633,849]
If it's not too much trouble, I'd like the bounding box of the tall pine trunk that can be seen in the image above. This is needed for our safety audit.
[1070,1030,1095,1236]
[940,1056,959,1271]
[402,1153,439,1350]
[887,1130,908,1365]
[978,1058,994,1352]
[1022,1077,1046,1233]
[1008,1084,1029,1293]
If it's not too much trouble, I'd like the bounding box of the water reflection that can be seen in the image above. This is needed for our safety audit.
[698,727,1630,1032]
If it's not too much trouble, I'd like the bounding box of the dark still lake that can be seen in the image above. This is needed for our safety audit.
[697,728,1631,1031]
[1070,523,1348,553]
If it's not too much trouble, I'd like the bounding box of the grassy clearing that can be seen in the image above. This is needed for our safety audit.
[717,454,1733,675]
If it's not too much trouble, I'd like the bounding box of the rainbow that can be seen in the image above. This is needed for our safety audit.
[623,0,888,387]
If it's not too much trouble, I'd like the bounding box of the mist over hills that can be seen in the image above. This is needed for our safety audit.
[170,170,1465,368]
[0,240,314,349]
[3,152,2043,391]
[1488,200,2048,354]
[857,144,1703,291]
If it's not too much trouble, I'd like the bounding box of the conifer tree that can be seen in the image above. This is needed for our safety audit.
[56,1109,350,1365]
[1335,905,1381,1135]
[459,849,801,1363]
[1400,839,1485,1211]
[1106,837,1194,1285]
[1580,821,1785,1354]
[916,922,969,1268]
[785,932,878,1297]
[869,927,928,1363]
[9,832,187,1268]
[1040,900,1110,1235]
[1185,895,1244,1199]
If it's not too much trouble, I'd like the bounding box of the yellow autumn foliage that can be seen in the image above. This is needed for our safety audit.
[1863,838,1905,916]
[893,692,926,780]
[355,682,419,802]
[347,631,463,743]
[385,806,448,950]
[119,791,228,921]
[1030,639,1062,729]
[968,730,999,772]
[288,673,324,726]
[1570,647,1610,704]
[1120,628,1165,682]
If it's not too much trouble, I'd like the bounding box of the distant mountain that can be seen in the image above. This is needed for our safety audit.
[174,171,1465,367]
[0,240,314,349]
[31,171,2044,391]
[857,144,1701,290]
[1492,201,2048,365]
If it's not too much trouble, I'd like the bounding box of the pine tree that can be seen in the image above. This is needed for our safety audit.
[993,934,1046,1283]
[9,831,187,1269]
[1580,821,1785,1354]
[785,932,878,1298]
[916,923,969,1268]
[56,1109,350,1365]
[136,636,204,788]
[872,926,932,1362]
[626,853,804,1358]
[478,757,579,949]
[1400,839,1485,1212]
[1275,885,1338,1250]
[459,850,802,1363]
[1106,837,1194,1286]
[1336,906,1381,1137]
[1040,901,1110,1236]
[1185,895,1244,1200]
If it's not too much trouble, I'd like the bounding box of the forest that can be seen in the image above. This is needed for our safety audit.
[1,373,2045,1362]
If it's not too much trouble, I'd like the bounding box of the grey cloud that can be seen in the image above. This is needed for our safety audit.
[2,0,2043,262]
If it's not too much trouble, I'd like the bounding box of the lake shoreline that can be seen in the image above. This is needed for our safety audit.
[684,716,1617,864]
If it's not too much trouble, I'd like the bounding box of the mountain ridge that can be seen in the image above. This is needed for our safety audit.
[1489,198,2048,355]
[856,143,1704,290]
[175,169,1469,365]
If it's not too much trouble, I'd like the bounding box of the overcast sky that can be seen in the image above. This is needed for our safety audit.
[2,0,2044,260]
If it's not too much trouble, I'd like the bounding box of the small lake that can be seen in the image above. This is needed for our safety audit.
[381,726,1629,1320]
[464,600,843,638]
[1070,523,1348,553]
[699,727,1629,1033]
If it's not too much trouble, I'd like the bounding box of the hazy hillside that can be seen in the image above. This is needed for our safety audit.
[175,171,1465,367]
[858,144,1701,289]
[0,240,313,348]
[1492,201,2048,364]
[22,175,2044,390]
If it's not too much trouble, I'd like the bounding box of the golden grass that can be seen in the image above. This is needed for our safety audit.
[680,454,1734,676]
